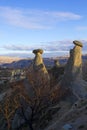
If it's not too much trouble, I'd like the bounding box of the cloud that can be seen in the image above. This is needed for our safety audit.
[2,40,73,52]
[1,40,87,57]
[76,26,87,30]
[0,6,82,29]
[3,40,87,52]
[3,44,34,51]
[41,40,73,51]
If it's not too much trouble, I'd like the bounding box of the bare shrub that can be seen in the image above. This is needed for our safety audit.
[0,67,68,130]
[0,94,20,129]
[0,80,32,130]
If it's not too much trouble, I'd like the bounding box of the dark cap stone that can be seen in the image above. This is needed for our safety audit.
[73,40,83,47]
[54,59,58,62]
[33,49,43,54]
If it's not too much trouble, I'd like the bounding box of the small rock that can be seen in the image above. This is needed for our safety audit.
[62,124,72,130]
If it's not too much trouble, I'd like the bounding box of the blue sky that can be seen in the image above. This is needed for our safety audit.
[0,0,87,58]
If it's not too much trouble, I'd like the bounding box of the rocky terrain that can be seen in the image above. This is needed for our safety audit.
[0,40,87,130]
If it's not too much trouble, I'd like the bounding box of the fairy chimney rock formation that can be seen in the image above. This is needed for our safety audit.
[64,40,83,82]
[72,40,83,79]
[59,40,87,99]
[32,49,50,87]
[54,59,60,67]
[33,49,48,74]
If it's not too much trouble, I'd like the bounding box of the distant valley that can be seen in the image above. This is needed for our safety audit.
[0,54,87,69]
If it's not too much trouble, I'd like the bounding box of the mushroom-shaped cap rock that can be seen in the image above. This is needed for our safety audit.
[54,59,59,64]
[54,59,58,62]
[73,40,83,47]
[33,49,43,54]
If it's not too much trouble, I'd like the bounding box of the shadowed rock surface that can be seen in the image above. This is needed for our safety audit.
[12,97,33,130]
[44,99,87,130]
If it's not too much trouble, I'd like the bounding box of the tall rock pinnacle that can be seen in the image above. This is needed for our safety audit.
[33,49,48,74]
[28,49,50,90]
[59,40,87,99]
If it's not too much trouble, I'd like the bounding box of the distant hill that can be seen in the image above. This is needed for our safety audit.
[0,58,54,69]
[0,55,87,69]
[0,56,21,64]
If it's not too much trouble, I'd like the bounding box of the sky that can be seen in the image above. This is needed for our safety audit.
[0,0,87,58]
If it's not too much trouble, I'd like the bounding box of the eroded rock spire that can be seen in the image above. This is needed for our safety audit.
[54,59,60,68]
[33,49,48,74]
[59,40,87,99]
[28,49,50,90]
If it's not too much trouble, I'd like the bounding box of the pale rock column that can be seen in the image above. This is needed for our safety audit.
[28,49,50,90]
[59,40,87,99]
[33,49,48,74]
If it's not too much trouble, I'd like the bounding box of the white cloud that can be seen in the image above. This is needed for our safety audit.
[76,26,87,30]
[1,40,87,57]
[3,44,34,51]
[2,40,87,52]
[2,40,73,52]
[0,6,82,29]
